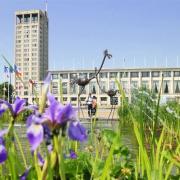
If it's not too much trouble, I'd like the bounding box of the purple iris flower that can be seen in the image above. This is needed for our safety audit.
[68,121,87,142]
[70,150,77,159]
[27,93,87,151]
[43,93,76,128]
[0,137,7,164]
[0,97,26,118]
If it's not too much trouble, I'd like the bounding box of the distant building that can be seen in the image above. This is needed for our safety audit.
[14,10,48,103]
[29,67,180,106]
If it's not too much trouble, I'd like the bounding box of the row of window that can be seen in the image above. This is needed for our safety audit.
[52,71,180,80]
[16,39,38,43]
[51,80,180,95]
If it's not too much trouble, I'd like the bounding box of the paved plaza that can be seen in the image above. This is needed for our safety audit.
[78,107,119,119]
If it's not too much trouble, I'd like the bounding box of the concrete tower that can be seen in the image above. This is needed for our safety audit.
[15,10,48,103]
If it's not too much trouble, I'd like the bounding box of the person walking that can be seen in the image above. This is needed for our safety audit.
[86,93,93,117]
[92,96,97,116]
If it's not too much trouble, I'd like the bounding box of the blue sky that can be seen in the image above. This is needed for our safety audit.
[0,0,180,75]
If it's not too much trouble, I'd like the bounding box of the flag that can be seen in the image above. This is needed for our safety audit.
[14,64,22,77]
[4,66,9,78]
[9,66,14,73]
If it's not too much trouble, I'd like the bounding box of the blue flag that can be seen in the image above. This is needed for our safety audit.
[4,66,9,78]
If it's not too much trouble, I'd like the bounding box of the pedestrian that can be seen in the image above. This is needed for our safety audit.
[86,93,93,117]
[92,96,97,116]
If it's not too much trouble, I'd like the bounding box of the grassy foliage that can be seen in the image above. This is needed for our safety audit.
[0,79,179,179]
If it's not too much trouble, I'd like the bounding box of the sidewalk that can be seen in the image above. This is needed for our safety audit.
[78,107,119,119]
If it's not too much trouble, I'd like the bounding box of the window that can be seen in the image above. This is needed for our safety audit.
[130,72,139,78]
[70,83,77,94]
[99,81,107,94]
[70,73,77,80]
[163,80,170,94]
[62,82,67,94]
[109,81,116,90]
[24,91,28,96]
[80,97,86,101]
[101,97,107,101]
[79,86,86,94]
[89,82,96,94]
[71,97,77,101]
[174,71,180,77]
[32,25,38,29]
[152,71,160,77]
[141,72,150,77]
[141,81,149,88]
[63,97,68,101]
[32,14,38,22]
[121,81,129,93]
[109,72,118,78]
[152,81,159,93]
[52,82,58,88]
[100,72,108,78]
[79,73,87,79]
[52,74,58,79]
[89,73,96,79]
[24,14,30,23]
[163,71,171,77]
[60,73,68,79]
[174,80,180,93]
[120,72,128,78]
[131,81,138,89]
[52,89,58,94]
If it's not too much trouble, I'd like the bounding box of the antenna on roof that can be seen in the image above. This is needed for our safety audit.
[45,0,48,12]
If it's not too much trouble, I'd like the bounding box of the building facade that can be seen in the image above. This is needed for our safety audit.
[45,67,180,107]
[15,10,48,103]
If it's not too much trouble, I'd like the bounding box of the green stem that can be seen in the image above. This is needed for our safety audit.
[34,150,42,180]
[14,130,28,169]
[53,135,66,180]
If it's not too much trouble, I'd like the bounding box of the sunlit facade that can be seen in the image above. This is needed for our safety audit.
[45,67,180,107]
[14,10,48,103]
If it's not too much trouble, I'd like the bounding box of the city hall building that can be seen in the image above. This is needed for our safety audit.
[29,67,180,106]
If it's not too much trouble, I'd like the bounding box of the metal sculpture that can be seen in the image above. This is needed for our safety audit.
[95,72,119,121]
[71,49,112,118]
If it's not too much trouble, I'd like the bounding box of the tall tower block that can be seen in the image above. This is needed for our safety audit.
[15,10,48,102]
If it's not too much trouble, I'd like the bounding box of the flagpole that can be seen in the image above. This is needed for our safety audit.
[9,72,12,103]
[7,72,9,103]
[3,73,6,100]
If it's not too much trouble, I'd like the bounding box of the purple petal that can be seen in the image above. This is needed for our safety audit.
[0,129,8,137]
[57,104,75,124]
[27,124,44,151]
[13,97,26,116]
[47,92,57,105]
[26,114,43,127]
[0,108,5,117]
[37,153,45,167]
[0,144,7,163]
[0,100,13,114]
[44,73,51,84]
[20,167,31,180]
[26,104,38,111]
[70,150,77,159]
[68,121,87,142]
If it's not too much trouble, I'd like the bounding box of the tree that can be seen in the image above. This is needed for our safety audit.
[0,82,14,103]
